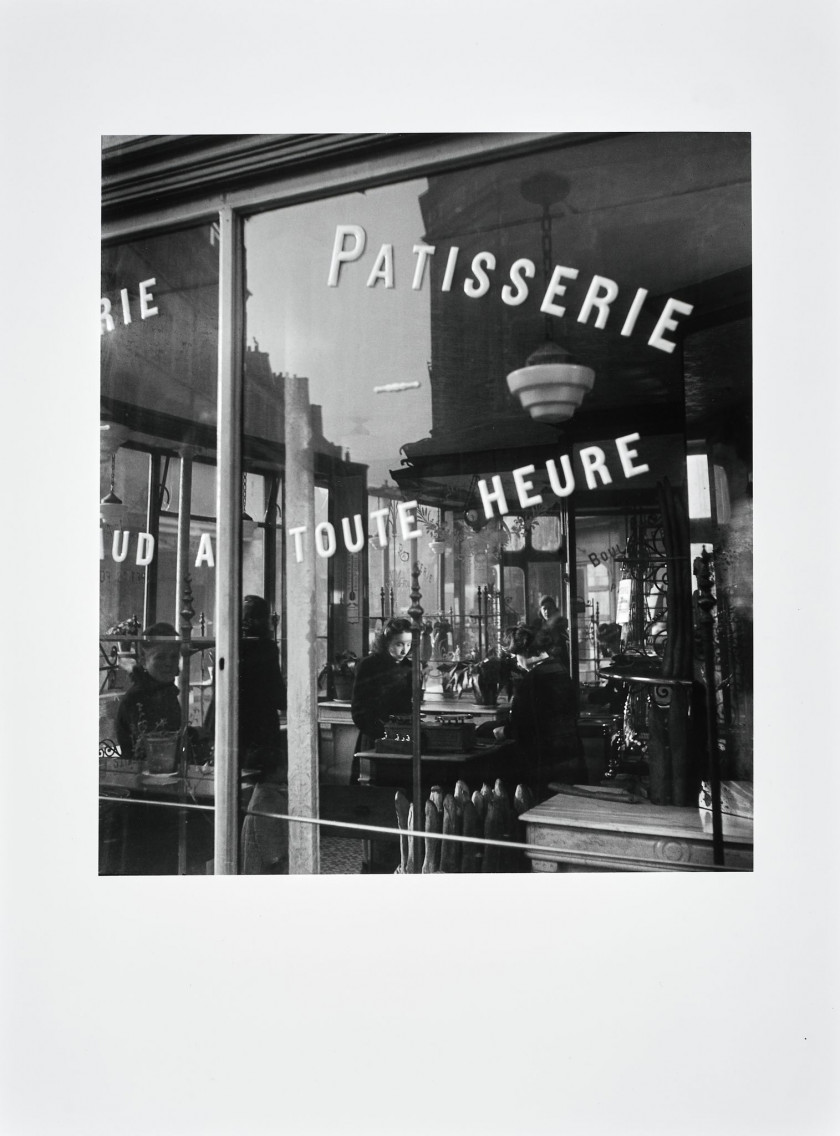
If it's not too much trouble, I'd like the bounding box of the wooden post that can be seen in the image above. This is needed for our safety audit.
[408,557,424,873]
[214,204,243,876]
[285,373,319,874]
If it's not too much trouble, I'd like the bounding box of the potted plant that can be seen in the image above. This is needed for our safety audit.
[318,650,358,701]
[106,614,142,660]
[440,659,470,699]
[416,507,450,555]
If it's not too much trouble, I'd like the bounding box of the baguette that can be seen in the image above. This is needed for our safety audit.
[394,789,410,874]
[482,798,504,873]
[440,793,461,873]
[422,798,442,874]
[460,797,482,872]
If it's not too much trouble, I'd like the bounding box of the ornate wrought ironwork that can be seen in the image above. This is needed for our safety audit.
[604,508,669,764]
[99,641,120,693]
[617,510,668,658]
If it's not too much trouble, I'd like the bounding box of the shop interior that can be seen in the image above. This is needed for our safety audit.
[100,133,753,874]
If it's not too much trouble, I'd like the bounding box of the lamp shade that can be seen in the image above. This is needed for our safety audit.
[100,492,126,527]
[506,341,595,423]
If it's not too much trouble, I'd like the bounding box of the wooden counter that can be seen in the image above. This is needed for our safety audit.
[517,788,753,872]
[317,698,501,784]
[354,743,507,793]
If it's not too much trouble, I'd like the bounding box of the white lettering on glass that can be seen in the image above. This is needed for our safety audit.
[327,224,366,286]
[139,278,158,319]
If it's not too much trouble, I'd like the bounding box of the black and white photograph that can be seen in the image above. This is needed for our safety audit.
[3,2,839,1133]
[98,131,755,878]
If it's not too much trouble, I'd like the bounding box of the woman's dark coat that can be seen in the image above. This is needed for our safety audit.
[351,651,412,742]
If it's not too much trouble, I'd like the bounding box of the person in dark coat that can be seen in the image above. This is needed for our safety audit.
[493,624,586,799]
[349,616,413,783]
[237,595,287,779]
[204,595,287,779]
[204,595,289,874]
[530,595,570,665]
[109,622,185,873]
[115,622,182,760]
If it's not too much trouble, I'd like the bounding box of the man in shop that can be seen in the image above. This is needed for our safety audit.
[205,595,289,873]
[115,622,182,762]
[110,622,212,874]
[237,595,289,874]
[530,596,570,665]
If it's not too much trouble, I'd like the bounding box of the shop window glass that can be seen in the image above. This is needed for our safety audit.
[528,563,563,616]
[531,514,561,551]
[102,225,219,429]
[241,132,752,869]
[505,526,525,553]
[100,223,219,876]
[99,446,151,636]
[502,567,526,628]
[574,513,623,683]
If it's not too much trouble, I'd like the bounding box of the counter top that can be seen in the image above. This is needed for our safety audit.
[100,762,258,802]
[518,788,753,872]
[318,699,503,717]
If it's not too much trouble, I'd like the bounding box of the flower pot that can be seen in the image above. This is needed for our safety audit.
[144,731,180,773]
[332,675,354,702]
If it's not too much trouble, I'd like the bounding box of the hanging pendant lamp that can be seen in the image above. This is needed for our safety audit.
[506,340,595,423]
[100,450,127,527]
[506,172,595,424]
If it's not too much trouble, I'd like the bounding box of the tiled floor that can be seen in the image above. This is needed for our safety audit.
[319,837,364,874]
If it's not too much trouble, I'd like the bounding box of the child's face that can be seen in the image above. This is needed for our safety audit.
[142,643,180,684]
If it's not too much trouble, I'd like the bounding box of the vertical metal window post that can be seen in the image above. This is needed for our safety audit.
[214,205,244,874]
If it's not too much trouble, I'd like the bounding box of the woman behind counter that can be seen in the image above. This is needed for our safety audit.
[349,616,414,784]
[493,624,586,798]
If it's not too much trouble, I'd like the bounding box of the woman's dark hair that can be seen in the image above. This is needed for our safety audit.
[372,616,413,654]
[507,623,552,658]
[597,622,622,657]
[133,622,179,680]
[140,621,179,643]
